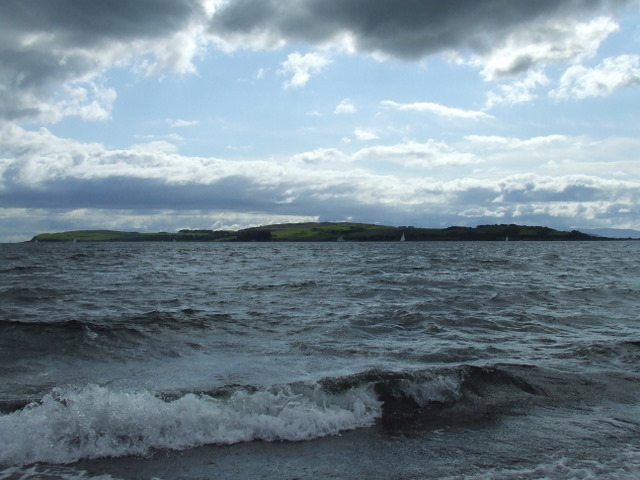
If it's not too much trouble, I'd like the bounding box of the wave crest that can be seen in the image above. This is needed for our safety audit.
[0,382,380,465]
[0,365,546,466]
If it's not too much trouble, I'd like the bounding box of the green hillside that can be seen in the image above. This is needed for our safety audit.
[242,223,598,242]
[241,222,399,241]
[31,223,606,243]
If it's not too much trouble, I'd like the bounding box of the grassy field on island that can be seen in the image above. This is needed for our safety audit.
[31,222,604,243]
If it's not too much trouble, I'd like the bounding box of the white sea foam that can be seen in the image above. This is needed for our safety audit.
[0,465,122,480]
[0,383,382,465]
[446,444,640,480]
[402,374,462,406]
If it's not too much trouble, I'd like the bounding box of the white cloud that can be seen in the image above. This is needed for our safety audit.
[465,134,572,150]
[334,98,356,114]
[353,128,379,141]
[0,79,119,124]
[2,0,633,125]
[485,70,550,108]
[2,122,639,241]
[137,29,204,77]
[0,5,208,123]
[0,26,201,122]
[171,119,200,128]
[354,140,481,169]
[551,54,640,99]
[290,148,348,165]
[279,52,332,88]
[0,1,631,126]
[463,16,619,80]
[463,134,640,181]
[130,141,179,154]
[1,1,639,242]
[381,100,494,120]
[4,124,637,189]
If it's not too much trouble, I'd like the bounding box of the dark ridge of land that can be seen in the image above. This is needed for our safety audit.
[30,222,620,243]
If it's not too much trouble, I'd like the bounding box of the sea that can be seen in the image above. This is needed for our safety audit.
[0,240,639,480]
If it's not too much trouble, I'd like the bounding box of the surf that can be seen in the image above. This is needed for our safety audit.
[0,364,553,466]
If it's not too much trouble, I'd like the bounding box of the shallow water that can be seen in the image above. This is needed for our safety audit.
[0,241,639,479]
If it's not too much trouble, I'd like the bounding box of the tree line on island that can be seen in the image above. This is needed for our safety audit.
[30,222,620,243]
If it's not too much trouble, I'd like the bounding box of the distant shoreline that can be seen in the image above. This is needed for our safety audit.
[29,222,629,243]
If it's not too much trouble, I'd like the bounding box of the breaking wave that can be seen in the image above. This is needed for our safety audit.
[1,382,379,465]
[0,365,549,466]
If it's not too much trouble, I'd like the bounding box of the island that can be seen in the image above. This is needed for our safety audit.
[30,222,614,243]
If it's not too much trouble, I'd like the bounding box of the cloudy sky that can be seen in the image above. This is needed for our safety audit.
[1,0,640,241]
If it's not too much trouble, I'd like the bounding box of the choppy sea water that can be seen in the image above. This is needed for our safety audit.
[0,240,639,479]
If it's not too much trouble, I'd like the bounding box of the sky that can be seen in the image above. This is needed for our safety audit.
[1,0,640,242]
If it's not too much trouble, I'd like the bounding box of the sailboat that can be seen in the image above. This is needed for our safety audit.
[400,233,405,242]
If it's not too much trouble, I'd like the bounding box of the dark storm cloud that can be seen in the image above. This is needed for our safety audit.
[1,0,631,121]
[209,0,620,60]
[0,176,285,211]
[0,0,203,121]
[0,0,203,46]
